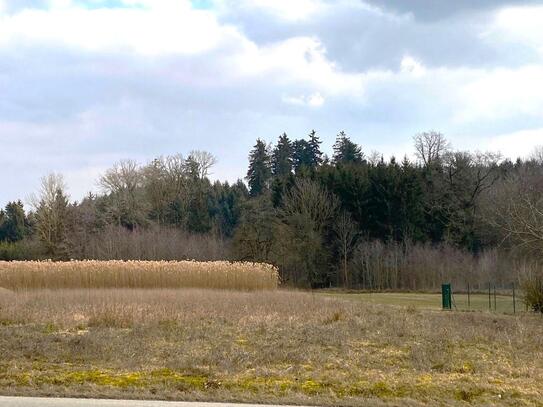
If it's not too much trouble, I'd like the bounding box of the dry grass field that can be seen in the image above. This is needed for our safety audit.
[0,288,542,406]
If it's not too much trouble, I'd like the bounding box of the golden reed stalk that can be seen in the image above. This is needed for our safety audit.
[0,260,279,290]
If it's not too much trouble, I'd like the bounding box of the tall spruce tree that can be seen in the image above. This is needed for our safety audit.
[272,133,293,178]
[333,131,363,164]
[210,180,249,238]
[292,139,312,173]
[308,130,323,168]
[0,201,27,242]
[0,211,4,239]
[293,130,324,173]
[246,139,272,197]
[186,177,213,234]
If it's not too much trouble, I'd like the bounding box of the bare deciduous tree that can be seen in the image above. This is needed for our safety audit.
[164,154,189,195]
[444,151,502,209]
[99,160,147,228]
[187,150,217,179]
[278,179,338,286]
[367,150,383,166]
[33,173,69,257]
[485,166,543,256]
[142,154,193,225]
[281,178,338,228]
[530,145,543,164]
[142,157,171,225]
[413,131,450,166]
[334,211,358,287]
[100,159,142,194]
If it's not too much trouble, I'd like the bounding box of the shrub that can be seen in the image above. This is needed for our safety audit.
[0,240,43,261]
[522,275,543,313]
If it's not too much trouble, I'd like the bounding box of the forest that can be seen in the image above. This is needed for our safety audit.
[1,131,542,290]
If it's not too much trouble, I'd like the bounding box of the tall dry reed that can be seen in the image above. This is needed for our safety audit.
[0,260,279,290]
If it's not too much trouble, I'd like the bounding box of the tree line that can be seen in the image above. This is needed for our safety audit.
[1,132,543,292]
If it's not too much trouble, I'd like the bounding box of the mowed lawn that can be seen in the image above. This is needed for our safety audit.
[0,289,541,406]
[323,292,523,313]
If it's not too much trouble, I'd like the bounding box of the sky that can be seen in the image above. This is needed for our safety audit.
[1,0,543,206]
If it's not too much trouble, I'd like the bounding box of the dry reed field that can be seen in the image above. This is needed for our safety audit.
[0,260,279,290]
[0,288,542,406]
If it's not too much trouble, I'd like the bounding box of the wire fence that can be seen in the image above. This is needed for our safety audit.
[443,282,524,313]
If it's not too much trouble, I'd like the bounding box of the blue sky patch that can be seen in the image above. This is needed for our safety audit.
[191,0,214,10]
[75,0,143,9]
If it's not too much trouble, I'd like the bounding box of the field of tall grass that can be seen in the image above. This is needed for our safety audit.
[0,260,279,290]
[0,289,541,405]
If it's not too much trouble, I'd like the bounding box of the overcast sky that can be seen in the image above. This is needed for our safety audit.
[1,0,543,206]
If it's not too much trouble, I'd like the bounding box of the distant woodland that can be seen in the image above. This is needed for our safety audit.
[2,131,543,289]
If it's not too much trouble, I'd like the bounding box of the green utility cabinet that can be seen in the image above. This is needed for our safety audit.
[442,283,452,310]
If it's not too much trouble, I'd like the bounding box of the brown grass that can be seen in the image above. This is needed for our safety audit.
[0,260,279,290]
[0,289,542,406]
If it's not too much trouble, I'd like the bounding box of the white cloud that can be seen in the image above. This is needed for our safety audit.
[484,128,543,160]
[308,92,325,107]
[0,1,242,55]
[455,65,543,122]
[365,57,543,127]
[283,92,324,107]
[49,0,73,8]
[490,5,543,55]
[236,36,365,95]
[233,0,325,21]
[0,3,364,97]
[400,55,426,77]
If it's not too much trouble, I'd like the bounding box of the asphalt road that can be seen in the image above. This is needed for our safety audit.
[0,397,304,407]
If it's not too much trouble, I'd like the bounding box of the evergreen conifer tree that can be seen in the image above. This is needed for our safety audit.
[333,131,363,164]
[246,139,272,197]
[272,133,293,178]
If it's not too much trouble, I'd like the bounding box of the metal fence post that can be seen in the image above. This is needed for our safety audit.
[513,283,517,314]
[494,285,497,311]
[488,283,491,310]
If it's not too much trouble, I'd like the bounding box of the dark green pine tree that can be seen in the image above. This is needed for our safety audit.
[398,155,426,241]
[0,210,4,238]
[186,178,213,234]
[272,133,293,178]
[333,131,364,164]
[307,130,323,168]
[8,201,27,241]
[246,139,272,197]
[292,139,311,173]
[0,201,27,242]
[293,130,323,173]
[210,180,249,238]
